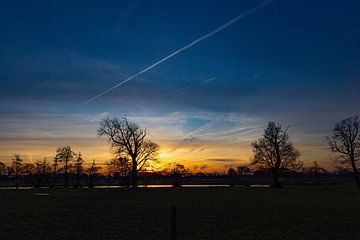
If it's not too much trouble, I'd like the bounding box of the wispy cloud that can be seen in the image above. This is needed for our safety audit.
[207,158,238,163]
[84,0,275,104]
[0,110,335,169]
[156,72,235,99]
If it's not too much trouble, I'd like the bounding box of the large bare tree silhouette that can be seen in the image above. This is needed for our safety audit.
[252,122,302,187]
[98,117,159,188]
[327,116,360,187]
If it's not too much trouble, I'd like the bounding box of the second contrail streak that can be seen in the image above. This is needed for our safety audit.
[84,0,275,104]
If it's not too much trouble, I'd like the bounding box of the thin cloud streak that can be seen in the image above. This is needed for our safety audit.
[84,0,275,104]
[156,72,235,99]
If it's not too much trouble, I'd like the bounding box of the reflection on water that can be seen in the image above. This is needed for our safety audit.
[33,193,51,196]
[138,185,173,188]
[249,184,271,188]
[95,185,173,188]
[181,184,231,188]
[0,184,271,189]
[0,186,34,190]
[94,185,126,189]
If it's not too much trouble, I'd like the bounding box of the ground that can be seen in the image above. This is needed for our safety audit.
[0,185,359,240]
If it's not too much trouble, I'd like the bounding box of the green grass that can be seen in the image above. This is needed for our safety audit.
[1,186,360,240]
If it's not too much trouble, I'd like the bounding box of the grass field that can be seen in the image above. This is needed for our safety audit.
[0,186,360,240]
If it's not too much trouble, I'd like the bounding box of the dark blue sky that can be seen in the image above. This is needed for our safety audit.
[0,0,359,169]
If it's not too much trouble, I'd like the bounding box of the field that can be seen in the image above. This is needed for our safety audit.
[1,186,360,240]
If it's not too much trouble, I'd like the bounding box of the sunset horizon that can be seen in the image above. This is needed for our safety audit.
[0,111,351,172]
[1,1,360,239]
[0,1,360,171]
[1,0,359,172]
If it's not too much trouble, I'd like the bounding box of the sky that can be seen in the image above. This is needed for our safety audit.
[0,0,360,171]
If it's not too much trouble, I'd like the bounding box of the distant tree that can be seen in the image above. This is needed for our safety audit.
[327,116,360,187]
[51,155,60,188]
[21,163,38,186]
[35,158,51,188]
[162,163,189,176]
[333,163,352,176]
[109,156,131,186]
[162,163,189,187]
[195,172,206,177]
[74,152,84,188]
[98,117,159,188]
[55,146,74,188]
[308,161,327,176]
[0,162,7,184]
[174,164,188,175]
[22,163,36,177]
[88,159,100,188]
[227,167,238,186]
[12,154,23,189]
[237,166,252,176]
[0,162,6,175]
[227,168,237,176]
[252,122,302,187]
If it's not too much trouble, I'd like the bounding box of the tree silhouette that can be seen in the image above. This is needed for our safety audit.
[327,116,360,187]
[162,163,189,187]
[51,155,60,188]
[87,159,99,188]
[308,161,327,176]
[35,158,51,188]
[74,152,84,188]
[98,117,159,188]
[227,168,237,176]
[55,146,74,188]
[11,154,23,189]
[22,163,36,181]
[0,162,6,183]
[252,122,302,187]
[0,162,6,173]
[109,156,131,186]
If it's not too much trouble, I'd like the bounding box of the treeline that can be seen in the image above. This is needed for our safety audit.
[0,147,100,189]
[102,115,360,188]
[0,157,355,188]
[0,115,359,189]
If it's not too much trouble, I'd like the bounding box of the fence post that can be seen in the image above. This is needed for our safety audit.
[170,206,177,240]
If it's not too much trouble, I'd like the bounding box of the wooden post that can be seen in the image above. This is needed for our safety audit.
[170,206,177,240]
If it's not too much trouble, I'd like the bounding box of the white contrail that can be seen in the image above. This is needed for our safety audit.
[84,0,275,104]
[156,72,235,99]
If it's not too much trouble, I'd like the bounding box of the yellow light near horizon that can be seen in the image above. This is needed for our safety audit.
[0,135,335,171]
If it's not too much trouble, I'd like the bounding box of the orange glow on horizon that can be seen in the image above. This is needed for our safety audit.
[0,135,335,172]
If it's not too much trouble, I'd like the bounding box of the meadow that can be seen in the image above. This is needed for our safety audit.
[0,185,359,240]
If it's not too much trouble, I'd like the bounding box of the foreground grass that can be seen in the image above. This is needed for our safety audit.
[0,186,359,240]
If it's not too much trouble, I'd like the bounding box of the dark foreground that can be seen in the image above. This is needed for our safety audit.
[0,186,359,240]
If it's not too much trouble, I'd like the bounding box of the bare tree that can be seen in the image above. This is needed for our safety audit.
[327,116,360,187]
[22,163,36,179]
[162,163,189,187]
[12,154,23,189]
[35,158,51,188]
[55,146,74,188]
[252,122,302,187]
[98,117,160,188]
[51,155,60,188]
[109,156,131,186]
[308,161,327,176]
[227,168,237,176]
[0,162,7,185]
[0,162,6,174]
[0,162,6,179]
[88,159,100,188]
[74,152,84,188]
